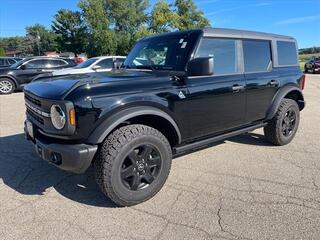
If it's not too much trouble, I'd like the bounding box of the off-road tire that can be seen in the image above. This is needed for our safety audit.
[0,78,15,94]
[264,98,300,146]
[94,124,172,206]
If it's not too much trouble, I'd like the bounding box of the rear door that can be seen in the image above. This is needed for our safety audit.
[181,38,246,140]
[243,40,280,123]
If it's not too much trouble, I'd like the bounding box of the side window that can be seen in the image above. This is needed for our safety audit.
[243,40,271,72]
[195,38,238,75]
[24,59,48,69]
[48,59,67,68]
[0,59,5,65]
[95,59,113,69]
[277,41,298,66]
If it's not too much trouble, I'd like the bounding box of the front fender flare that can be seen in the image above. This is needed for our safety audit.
[86,106,181,145]
[266,85,304,120]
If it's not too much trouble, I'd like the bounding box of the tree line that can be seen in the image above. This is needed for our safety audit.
[0,0,210,57]
[299,47,320,55]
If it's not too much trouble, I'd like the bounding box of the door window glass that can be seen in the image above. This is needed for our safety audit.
[24,59,48,69]
[195,38,238,75]
[48,59,67,68]
[95,59,113,69]
[243,40,272,72]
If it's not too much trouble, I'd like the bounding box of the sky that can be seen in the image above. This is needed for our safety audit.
[0,0,319,48]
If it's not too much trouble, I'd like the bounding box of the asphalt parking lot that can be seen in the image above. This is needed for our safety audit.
[0,74,319,240]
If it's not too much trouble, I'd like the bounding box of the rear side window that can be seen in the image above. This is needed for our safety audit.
[195,38,238,75]
[243,40,271,72]
[277,41,298,66]
[48,59,67,67]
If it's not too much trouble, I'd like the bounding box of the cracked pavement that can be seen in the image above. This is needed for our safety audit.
[0,74,319,240]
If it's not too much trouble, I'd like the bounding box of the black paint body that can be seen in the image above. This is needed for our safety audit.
[23,28,305,173]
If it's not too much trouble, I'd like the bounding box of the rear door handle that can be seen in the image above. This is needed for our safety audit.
[232,85,244,92]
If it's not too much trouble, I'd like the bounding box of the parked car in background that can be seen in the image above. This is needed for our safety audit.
[51,56,126,77]
[0,57,76,94]
[0,57,23,68]
[304,57,320,73]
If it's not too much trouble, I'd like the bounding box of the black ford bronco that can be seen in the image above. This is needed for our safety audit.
[24,28,305,206]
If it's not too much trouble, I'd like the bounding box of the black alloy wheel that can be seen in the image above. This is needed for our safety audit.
[120,144,162,191]
[281,109,296,137]
[94,124,172,206]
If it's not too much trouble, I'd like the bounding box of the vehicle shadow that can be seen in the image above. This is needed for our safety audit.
[0,132,271,207]
[227,132,273,146]
[0,133,117,208]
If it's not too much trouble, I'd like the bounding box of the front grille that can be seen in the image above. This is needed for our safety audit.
[25,93,41,107]
[27,108,44,125]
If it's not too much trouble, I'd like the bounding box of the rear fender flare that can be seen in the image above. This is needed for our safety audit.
[266,85,304,120]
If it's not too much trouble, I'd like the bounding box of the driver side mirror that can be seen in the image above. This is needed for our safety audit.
[92,65,101,71]
[187,57,214,76]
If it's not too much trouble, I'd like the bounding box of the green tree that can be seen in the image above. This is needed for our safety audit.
[52,9,88,56]
[79,0,116,57]
[105,0,149,55]
[149,0,176,33]
[173,0,210,30]
[25,24,57,55]
[0,47,5,56]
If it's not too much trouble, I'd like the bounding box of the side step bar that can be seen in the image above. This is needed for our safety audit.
[174,122,267,155]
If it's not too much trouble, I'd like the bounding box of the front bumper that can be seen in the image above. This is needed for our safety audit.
[25,124,97,174]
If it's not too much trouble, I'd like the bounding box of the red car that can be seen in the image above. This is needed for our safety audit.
[304,57,320,73]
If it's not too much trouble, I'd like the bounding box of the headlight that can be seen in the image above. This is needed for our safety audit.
[50,104,66,130]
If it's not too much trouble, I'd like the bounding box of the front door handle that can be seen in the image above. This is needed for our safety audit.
[232,84,244,92]
[269,80,279,86]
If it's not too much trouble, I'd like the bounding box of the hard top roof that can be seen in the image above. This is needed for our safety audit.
[142,27,295,41]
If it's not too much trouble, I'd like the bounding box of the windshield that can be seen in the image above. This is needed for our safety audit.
[123,32,199,71]
[10,58,26,68]
[75,58,98,69]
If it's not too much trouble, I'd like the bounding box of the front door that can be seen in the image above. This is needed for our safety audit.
[16,59,52,84]
[178,38,246,141]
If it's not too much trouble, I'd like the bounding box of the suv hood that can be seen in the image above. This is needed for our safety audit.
[23,70,162,100]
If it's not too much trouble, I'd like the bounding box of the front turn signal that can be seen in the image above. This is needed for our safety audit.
[69,108,76,126]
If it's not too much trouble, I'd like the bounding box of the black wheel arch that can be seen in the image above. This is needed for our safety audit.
[266,84,305,120]
[86,106,182,147]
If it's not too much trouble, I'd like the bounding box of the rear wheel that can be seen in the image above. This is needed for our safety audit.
[0,78,15,94]
[264,98,300,146]
[94,124,172,206]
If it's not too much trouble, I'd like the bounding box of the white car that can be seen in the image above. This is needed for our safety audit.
[52,56,126,76]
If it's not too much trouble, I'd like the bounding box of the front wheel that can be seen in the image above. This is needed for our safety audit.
[94,124,172,206]
[264,98,300,146]
[0,78,15,94]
